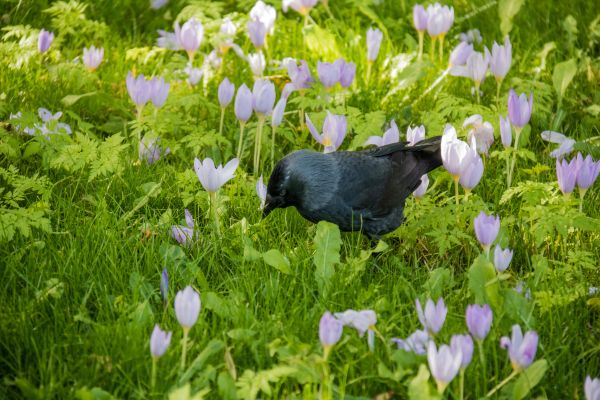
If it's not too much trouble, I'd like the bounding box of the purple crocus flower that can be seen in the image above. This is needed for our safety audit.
[286,59,313,90]
[365,120,399,147]
[500,324,538,371]
[458,146,484,191]
[392,329,429,355]
[407,125,426,145]
[494,245,513,272]
[500,115,512,148]
[194,157,239,193]
[157,29,180,50]
[218,78,235,108]
[450,334,474,369]
[463,114,494,155]
[306,112,347,153]
[459,29,482,44]
[416,298,447,335]
[556,157,578,195]
[139,136,167,164]
[283,0,318,16]
[256,175,267,210]
[160,268,169,303]
[466,48,490,86]
[248,51,266,77]
[427,341,462,393]
[250,1,277,35]
[174,286,201,330]
[334,309,377,350]
[366,27,383,62]
[271,96,287,127]
[466,304,493,340]
[38,29,54,53]
[474,211,500,249]
[171,208,195,246]
[413,4,428,32]
[440,124,470,179]
[38,108,62,122]
[252,79,276,116]
[149,77,170,108]
[490,36,512,82]
[338,59,356,88]
[413,174,429,199]
[235,83,253,123]
[82,46,104,71]
[247,19,267,48]
[575,153,600,190]
[541,131,575,159]
[585,376,600,400]
[126,72,151,107]
[508,89,533,129]
[150,324,172,358]
[317,61,340,88]
[426,3,454,38]
[319,311,343,348]
[449,41,473,67]
[185,64,203,85]
[175,18,204,59]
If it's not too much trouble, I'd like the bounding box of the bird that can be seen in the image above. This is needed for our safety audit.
[263,136,443,238]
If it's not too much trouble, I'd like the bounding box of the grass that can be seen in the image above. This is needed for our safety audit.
[1,0,599,398]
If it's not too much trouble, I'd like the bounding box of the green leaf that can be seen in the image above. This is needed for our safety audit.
[179,340,225,384]
[313,221,341,296]
[424,268,453,299]
[75,387,115,400]
[262,249,292,275]
[468,255,501,309]
[303,25,340,60]
[408,364,441,400]
[552,58,578,101]
[61,91,97,106]
[499,0,525,36]
[513,359,548,400]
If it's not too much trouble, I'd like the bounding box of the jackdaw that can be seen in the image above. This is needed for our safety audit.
[263,136,443,238]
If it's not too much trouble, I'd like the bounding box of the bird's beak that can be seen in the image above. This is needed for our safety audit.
[262,194,274,218]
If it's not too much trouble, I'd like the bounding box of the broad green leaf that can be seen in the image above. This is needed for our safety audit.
[262,249,292,274]
[313,221,341,296]
[75,387,114,400]
[179,340,225,384]
[61,91,97,106]
[468,255,502,309]
[408,364,440,400]
[552,58,577,101]
[499,0,525,36]
[169,384,209,400]
[304,25,340,59]
[513,359,548,400]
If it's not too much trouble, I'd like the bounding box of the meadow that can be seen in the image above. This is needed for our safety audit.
[1,0,599,398]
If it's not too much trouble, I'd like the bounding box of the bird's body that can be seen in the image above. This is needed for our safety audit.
[264,136,443,238]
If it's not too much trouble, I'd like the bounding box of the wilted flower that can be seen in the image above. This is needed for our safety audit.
[150,324,172,358]
[218,18,236,52]
[427,341,462,392]
[426,3,454,38]
[500,115,512,148]
[440,124,470,179]
[585,376,600,400]
[194,157,239,193]
[285,59,313,91]
[218,78,235,108]
[250,1,277,35]
[283,0,318,16]
[174,286,201,329]
[365,120,399,147]
[337,59,356,88]
[515,281,532,300]
[256,175,267,209]
[160,268,169,303]
[449,41,473,67]
[149,77,170,108]
[139,136,169,164]
[206,49,223,69]
[334,309,376,350]
[450,334,473,369]
[247,19,267,48]
[490,36,512,82]
[466,304,493,340]
[175,18,204,59]
[235,83,253,123]
[413,174,429,198]
[464,114,494,155]
[556,157,578,196]
[407,125,426,145]
[38,29,54,53]
[508,89,533,129]
[392,329,429,355]
[416,298,447,335]
[38,108,62,123]
[541,131,575,159]
[317,61,340,88]
[126,72,152,107]
[494,245,513,273]
[500,324,538,371]
[366,27,383,62]
[413,4,428,32]
[306,112,347,153]
[575,153,600,190]
[458,29,482,44]
[248,51,266,77]
[157,29,180,50]
[171,209,195,246]
[82,46,104,71]
[319,311,343,348]
[252,79,276,116]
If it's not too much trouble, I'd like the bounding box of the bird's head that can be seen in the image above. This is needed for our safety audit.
[263,156,302,217]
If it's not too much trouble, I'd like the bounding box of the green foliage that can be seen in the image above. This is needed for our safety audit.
[499,0,525,36]
[512,360,548,399]
[552,58,578,104]
[313,221,342,296]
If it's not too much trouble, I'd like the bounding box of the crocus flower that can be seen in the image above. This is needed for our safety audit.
[194,157,239,193]
[466,49,490,87]
[458,147,484,191]
[285,59,313,90]
[334,309,377,350]
[207,48,223,69]
[541,131,575,159]
[149,77,170,108]
[271,96,287,127]
[185,64,203,85]
[463,114,494,155]
[508,89,533,129]
[218,18,236,52]
[500,325,538,371]
[392,329,429,355]
[126,72,152,107]
[252,79,276,116]
[366,27,383,62]
[515,281,532,300]
[585,376,600,400]
[317,61,340,88]
[150,324,172,358]
[250,1,277,35]
[413,174,429,198]
[256,175,267,210]
[139,136,168,164]
[427,341,462,392]
[413,4,428,32]
[247,19,267,48]
[306,112,347,153]
[494,245,513,273]
[319,311,343,348]
[440,124,470,179]
[160,268,169,303]
[450,334,474,369]
[500,115,512,148]
[150,0,169,9]
[490,36,512,82]
[575,153,600,190]
[248,51,266,77]
[338,59,356,88]
[38,108,62,123]
[556,157,578,196]
[449,41,473,67]
[365,120,399,147]
[466,304,493,340]
[426,3,454,38]
[283,0,318,16]
[235,84,253,123]
[174,286,201,329]
[407,125,426,145]
[474,211,500,249]
[416,298,447,335]
[218,78,235,108]
[175,18,204,59]
[157,29,180,50]
[459,29,482,44]
[82,46,104,71]
[38,29,54,53]
[171,209,195,246]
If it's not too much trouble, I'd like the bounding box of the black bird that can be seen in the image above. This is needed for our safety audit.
[263,136,443,238]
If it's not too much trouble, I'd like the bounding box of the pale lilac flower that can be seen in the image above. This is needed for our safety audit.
[185,64,203,85]
[194,157,239,193]
[500,325,538,371]
[334,309,377,338]
[157,29,180,50]
[160,268,169,303]
[82,46,104,71]
[508,89,533,128]
[365,120,399,147]
[175,18,204,58]
[38,29,54,53]
[38,108,62,122]
[541,131,575,159]
[515,281,532,300]
[317,61,340,88]
[218,78,235,108]
[247,20,267,48]
[490,36,512,81]
[319,311,343,347]
[126,72,152,107]
[174,286,201,329]
[466,304,493,340]
[556,157,578,195]
[450,334,473,369]
[449,41,473,67]
[413,5,428,32]
[426,3,454,38]
[171,209,194,247]
[256,175,267,210]
[585,376,600,400]
[235,84,253,123]
[500,115,512,148]
[458,29,482,44]
[252,79,276,116]
[589,287,599,296]
[463,114,494,155]
[149,77,170,108]
[458,143,484,191]
[250,1,277,35]
[150,324,172,358]
[467,48,490,85]
[271,96,287,127]
[285,59,313,90]
[337,59,356,88]
[440,124,470,179]
[366,27,383,62]
[206,49,223,69]
[474,211,500,248]
[139,136,168,164]
[392,329,429,355]
[248,51,266,77]
[416,298,447,335]
[150,0,169,9]
[283,0,318,16]
[575,153,600,190]
[218,18,237,51]
[306,112,347,153]
[494,245,513,273]
[427,341,462,392]
[407,125,426,145]
[413,174,429,198]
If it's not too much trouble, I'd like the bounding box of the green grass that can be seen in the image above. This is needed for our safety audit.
[1,0,599,399]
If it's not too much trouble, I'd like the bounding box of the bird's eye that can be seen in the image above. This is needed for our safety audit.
[280,189,287,197]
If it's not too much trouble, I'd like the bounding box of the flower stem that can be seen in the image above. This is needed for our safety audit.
[366,61,372,85]
[454,176,460,206]
[486,370,519,397]
[218,108,225,138]
[430,37,436,61]
[579,188,587,213]
[417,31,424,61]
[496,79,502,109]
[254,115,265,175]
[439,34,445,62]
[209,191,221,237]
[151,357,157,391]
[271,125,277,171]
[459,369,464,400]
[477,340,487,392]
[321,356,332,400]
[475,82,481,104]
[180,328,189,372]
[236,122,246,160]
[507,127,522,188]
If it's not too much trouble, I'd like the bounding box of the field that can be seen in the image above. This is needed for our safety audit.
[1,0,600,398]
